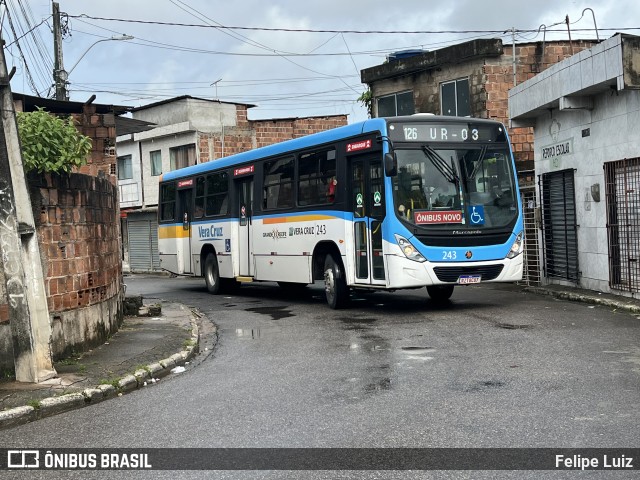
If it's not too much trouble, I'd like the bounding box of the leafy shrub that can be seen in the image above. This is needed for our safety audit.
[16,107,92,173]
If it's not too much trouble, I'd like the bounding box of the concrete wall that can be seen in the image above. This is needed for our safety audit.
[132,97,239,131]
[532,89,640,293]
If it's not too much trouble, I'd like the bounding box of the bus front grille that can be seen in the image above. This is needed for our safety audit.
[433,264,504,282]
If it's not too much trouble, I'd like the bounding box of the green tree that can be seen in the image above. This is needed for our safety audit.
[357,89,372,118]
[16,107,92,173]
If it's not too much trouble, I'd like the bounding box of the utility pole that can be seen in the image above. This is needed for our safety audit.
[0,35,56,382]
[52,2,67,100]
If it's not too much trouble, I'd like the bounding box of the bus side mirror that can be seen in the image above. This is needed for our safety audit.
[384,152,397,177]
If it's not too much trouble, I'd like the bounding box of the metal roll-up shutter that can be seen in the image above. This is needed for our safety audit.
[128,213,161,272]
[540,170,579,281]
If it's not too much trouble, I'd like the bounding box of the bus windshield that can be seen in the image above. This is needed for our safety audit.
[392,146,517,229]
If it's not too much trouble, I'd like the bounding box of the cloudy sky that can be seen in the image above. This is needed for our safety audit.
[2,0,638,123]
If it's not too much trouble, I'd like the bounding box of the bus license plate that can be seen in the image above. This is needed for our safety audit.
[458,275,481,284]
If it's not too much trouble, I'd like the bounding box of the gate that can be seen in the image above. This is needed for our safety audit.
[604,158,640,292]
[128,212,161,272]
[539,170,579,282]
[519,186,541,285]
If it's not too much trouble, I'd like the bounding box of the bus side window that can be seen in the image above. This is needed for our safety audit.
[194,177,205,218]
[327,177,336,203]
[160,183,176,221]
[297,148,336,206]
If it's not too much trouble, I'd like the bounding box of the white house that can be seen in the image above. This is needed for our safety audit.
[509,34,640,297]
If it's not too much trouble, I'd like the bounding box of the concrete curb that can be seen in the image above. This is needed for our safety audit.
[0,307,202,431]
[524,286,640,314]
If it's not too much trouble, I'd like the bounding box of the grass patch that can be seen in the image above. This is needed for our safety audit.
[27,400,41,410]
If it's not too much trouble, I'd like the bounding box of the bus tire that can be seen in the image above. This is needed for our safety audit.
[204,252,221,294]
[427,285,454,302]
[324,254,348,309]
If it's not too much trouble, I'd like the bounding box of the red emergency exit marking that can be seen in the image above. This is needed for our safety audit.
[234,165,254,176]
[346,139,372,152]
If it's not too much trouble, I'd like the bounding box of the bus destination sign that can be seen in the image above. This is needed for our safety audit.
[390,123,503,143]
[234,165,255,176]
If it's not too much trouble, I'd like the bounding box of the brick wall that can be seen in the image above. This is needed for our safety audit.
[71,104,118,180]
[197,113,348,163]
[27,171,123,357]
[485,40,598,176]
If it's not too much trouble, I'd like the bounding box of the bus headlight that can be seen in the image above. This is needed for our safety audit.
[394,234,427,262]
[506,231,524,259]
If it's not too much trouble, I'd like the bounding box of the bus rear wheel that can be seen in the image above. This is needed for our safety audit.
[204,252,220,294]
[427,285,454,302]
[324,254,348,309]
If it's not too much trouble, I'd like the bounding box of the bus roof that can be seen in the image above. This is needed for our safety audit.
[161,118,387,182]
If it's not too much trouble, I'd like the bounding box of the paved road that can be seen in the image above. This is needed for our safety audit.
[1,276,638,479]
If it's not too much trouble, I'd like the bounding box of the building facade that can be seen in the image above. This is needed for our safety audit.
[360,38,598,285]
[116,96,348,272]
[510,34,640,297]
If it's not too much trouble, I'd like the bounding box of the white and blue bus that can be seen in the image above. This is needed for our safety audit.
[158,115,523,308]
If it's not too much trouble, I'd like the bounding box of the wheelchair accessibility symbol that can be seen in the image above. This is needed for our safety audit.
[469,205,485,225]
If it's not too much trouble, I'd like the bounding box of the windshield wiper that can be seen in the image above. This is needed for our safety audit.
[421,146,460,185]
[468,145,488,180]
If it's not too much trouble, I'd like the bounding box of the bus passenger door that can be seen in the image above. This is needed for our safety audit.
[236,177,254,277]
[350,157,386,285]
[178,188,193,274]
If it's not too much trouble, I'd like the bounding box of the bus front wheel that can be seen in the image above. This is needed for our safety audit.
[426,285,454,302]
[204,252,220,294]
[324,254,348,309]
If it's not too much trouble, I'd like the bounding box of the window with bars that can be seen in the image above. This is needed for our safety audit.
[605,157,640,292]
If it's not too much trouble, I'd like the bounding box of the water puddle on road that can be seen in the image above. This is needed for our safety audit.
[495,322,531,330]
[244,306,294,320]
[218,326,280,339]
[399,346,435,361]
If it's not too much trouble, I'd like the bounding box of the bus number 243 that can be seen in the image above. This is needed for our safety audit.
[442,250,457,260]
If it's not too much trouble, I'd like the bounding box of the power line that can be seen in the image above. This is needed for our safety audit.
[67,14,640,35]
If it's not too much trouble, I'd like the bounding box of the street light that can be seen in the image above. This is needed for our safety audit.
[55,34,134,100]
